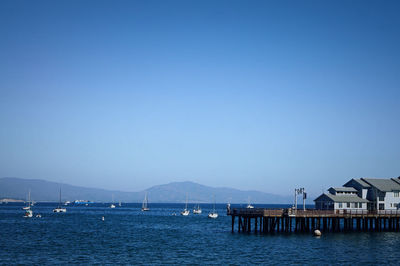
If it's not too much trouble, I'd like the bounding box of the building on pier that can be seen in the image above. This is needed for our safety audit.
[315,177,400,211]
[314,192,368,211]
[228,176,400,234]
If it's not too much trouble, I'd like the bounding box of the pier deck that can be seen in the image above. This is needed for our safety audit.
[228,208,400,233]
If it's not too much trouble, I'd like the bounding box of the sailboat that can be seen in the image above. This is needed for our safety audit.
[193,204,202,214]
[208,196,218,219]
[23,190,33,218]
[110,194,116,208]
[142,192,149,211]
[24,208,33,218]
[181,194,190,216]
[53,187,67,213]
[22,190,31,210]
[246,197,254,209]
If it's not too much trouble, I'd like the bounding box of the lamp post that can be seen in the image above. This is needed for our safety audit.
[294,188,307,211]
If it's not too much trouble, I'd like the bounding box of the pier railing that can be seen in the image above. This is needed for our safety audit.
[230,208,283,216]
[229,208,400,217]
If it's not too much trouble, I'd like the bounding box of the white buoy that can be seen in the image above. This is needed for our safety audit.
[314,229,321,236]
[101,216,105,221]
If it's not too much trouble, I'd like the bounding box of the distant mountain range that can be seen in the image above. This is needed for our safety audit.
[0,177,293,204]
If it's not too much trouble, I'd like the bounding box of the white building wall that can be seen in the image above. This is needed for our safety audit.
[382,192,400,210]
[361,189,368,199]
[333,202,367,210]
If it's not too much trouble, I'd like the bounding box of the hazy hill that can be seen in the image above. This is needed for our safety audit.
[0,177,135,202]
[146,181,292,204]
[0,177,292,204]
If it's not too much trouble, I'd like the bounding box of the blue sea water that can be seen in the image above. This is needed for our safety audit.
[1,203,400,265]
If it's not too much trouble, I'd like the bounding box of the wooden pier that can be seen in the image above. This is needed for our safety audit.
[228,208,400,233]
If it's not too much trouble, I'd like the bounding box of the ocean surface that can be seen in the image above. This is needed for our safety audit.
[1,203,400,265]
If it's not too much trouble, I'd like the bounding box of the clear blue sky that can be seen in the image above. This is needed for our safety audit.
[0,0,399,197]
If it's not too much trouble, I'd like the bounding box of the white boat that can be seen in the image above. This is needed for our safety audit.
[142,192,149,211]
[24,209,33,218]
[119,201,122,207]
[193,204,202,214]
[53,188,67,213]
[208,212,218,219]
[23,190,33,218]
[246,197,254,209]
[23,190,32,210]
[208,196,218,219]
[110,194,116,208]
[181,209,190,216]
[64,201,71,206]
[181,194,190,216]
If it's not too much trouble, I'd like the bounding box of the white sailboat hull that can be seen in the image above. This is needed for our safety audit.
[53,208,66,213]
[54,187,67,213]
[208,213,218,219]
[181,210,190,216]
[142,192,149,211]
[24,209,33,218]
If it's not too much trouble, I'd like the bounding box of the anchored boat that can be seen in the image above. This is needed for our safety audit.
[208,196,218,219]
[193,204,202,214]
[181,194,190,216]
[53,188,67,213]
[142,192,149,211]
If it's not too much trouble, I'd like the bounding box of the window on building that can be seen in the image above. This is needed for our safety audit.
[339,203,343,208]
[395,192,399,197]
[358,203,362,208]
[347,203,350,208]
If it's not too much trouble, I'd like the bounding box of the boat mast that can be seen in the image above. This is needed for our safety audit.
[143,192,147,209]
[59,187,62,208]
[213,195,216,213]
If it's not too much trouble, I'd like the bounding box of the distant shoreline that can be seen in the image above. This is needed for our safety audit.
[0,198,24,203]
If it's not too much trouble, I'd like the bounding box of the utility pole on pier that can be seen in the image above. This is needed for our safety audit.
[294,188,306,211]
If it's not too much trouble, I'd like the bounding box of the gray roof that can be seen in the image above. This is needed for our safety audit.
[353,179,371,188]
[361,178,400,192]
[330,187,357,192]
[314,193,369,203]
